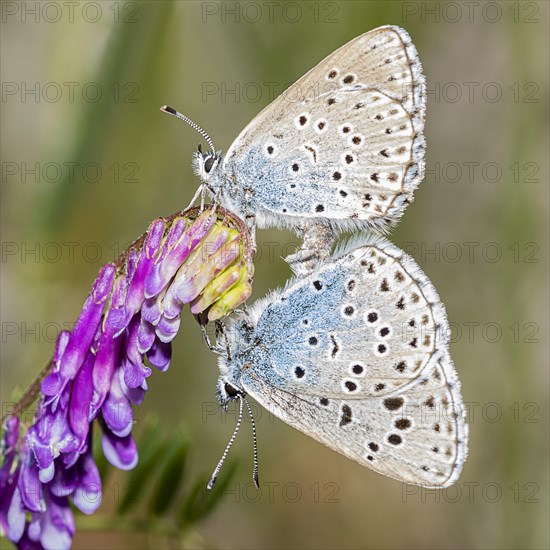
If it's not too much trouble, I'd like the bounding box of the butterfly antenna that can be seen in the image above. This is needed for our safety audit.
[207,395,244,490]
[160,105,216,154]
[245,398,260,489]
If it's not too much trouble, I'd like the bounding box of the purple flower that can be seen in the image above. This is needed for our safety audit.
[1,206,253,549]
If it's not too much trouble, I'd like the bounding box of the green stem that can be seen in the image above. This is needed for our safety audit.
[1,358,53,425]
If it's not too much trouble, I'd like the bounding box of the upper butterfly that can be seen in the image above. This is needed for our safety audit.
[163,26,426,270]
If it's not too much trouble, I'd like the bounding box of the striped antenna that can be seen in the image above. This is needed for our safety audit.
[245,398,260,489]
[208,396,244,490]
[160,105,216,154]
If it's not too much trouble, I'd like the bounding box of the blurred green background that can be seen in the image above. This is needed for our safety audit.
[1,1,548,548]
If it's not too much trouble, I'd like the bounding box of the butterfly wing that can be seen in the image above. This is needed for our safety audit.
[222,26,425,231]
[242,351,465,487]
[234,237,467,487]
[245,236,446,398]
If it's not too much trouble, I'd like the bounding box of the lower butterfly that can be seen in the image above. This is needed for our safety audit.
[211,236,468,488]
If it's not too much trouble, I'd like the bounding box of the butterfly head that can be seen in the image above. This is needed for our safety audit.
[216,347,244,408]
[192,143,223,188]
[215,317,255,408]
[216,378,245,410]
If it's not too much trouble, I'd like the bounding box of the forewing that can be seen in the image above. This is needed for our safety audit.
[247,236,445,398]
[223,26,425,229]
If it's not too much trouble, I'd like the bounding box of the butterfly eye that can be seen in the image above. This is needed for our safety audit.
[204,157,215,173]
[224,383,240,397]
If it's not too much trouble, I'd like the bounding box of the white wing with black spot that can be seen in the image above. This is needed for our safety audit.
[241,350,465,487]
[245,237,447,398]
[222,26,426,232]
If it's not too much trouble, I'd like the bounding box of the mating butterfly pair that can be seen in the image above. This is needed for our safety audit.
[164,26,467,488]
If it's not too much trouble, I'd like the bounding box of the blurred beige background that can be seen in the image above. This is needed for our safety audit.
[1,1,548,549]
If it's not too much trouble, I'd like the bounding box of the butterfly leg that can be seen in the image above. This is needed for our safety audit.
[285,222,334,276]
[186,183,205,211]
[244,213,257,252]
[195,317,228,354]
[197,319,217,350]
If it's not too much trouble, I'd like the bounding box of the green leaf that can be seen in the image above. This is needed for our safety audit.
[117,418,166,515]
[149,439,189,516]
[178,460,238,528]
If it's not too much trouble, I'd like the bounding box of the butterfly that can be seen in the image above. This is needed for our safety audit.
[163,25,426,273]
[208,236,468,488]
